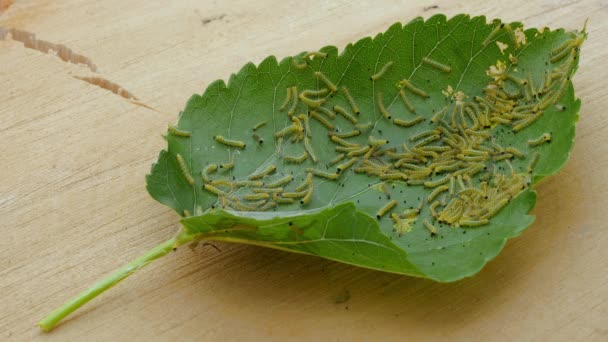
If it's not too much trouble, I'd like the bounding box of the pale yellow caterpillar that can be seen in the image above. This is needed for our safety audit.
[393,117,424,127]
[203,183,228,197]
[233,180,264,188]
[368,136,389,147]
[300,186,314,205]
[329,153,346,166]
[306,168,339,180]
[528,133,552,146]
[314,71,337,92]
[279,87,292,112]
[288,86,299,116]
[379,173,406,180]
[428,186,449,202]
[201,163,219,183]
[316,106,336,119]
[299,91,326,108]
[333,105,358,124]
[336,157,358,174]
[376,199,397,219]
[275,124,300,138]
[421,57,451,73]
[332,129,361,139]
[399,89,415,113]
[423,174,451,188]
[399,79,429,98]
[482,22,503,47]
[330,135,359,148]
[175,154,195,186]
[214,135,246,149]
[505,147,525,158]
[460,219,490,227]
[341,86,361,115]
[168,125,191,137]
[266,175,293,188]
[304,136,318,163]
[347,145,371,158]
[249,164,276,180]
[284,151,308,163]
[242,193,270,201]
[371,61,394,81]
[376,92,392,120]
[430,106,448,123]
[310,111,334,130]
[422,219,438,236]
[282,191,308,199]
[253,121,268,131]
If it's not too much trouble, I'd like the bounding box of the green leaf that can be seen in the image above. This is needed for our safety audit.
[40,14,586,331]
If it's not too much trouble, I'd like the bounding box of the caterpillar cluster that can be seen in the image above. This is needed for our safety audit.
[169,25,583,238]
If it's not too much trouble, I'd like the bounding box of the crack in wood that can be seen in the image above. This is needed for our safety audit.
[73,75,139,100]
[73,75,158,111]
[0,27,98,72]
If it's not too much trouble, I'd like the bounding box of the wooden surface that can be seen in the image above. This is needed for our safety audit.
[1,0,607,340]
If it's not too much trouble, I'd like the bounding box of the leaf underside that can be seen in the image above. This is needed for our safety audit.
[147,14,584,282]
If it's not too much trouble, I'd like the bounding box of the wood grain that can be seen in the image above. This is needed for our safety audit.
[1,0,607,340]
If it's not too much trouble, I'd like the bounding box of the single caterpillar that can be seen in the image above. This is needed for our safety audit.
[219,155,235,170]
[304,136,318,163]
[284,151,308,163]
[202,183,228,197]
[214,135,246,149]
[279,87,292,112]
[377,92,392,120]
[376,199,397,219]
[428,185,449,202]
[347,145,371,158]
[330,135,359,148]
[528,133,552,146]
[393,117,424,127]
[310,111,334,130]
[242,193,270,201]
[332,129,361,139]
[336,157,358,174]
[288,86,299,116]
[168,125,191,137]
[253,121,268,131]
[430,106,448,123]
[460,219,489,227]
[421,57,451,73]
[176,153,195,186]
[399,79,429,98]
[201,163,218,182]
[314,71,337,92]
[333,105,358,124]
[249,165,276,180]
[266,175,294,188]
[341,86,361,115]
[299,91,326,108]
[423,219,438,236]
[306,168,339,180]
[482,22,503,47]
[398,89,416,113]
[329,153,346,166]
[371,61,394,81]
[300,185,314,205]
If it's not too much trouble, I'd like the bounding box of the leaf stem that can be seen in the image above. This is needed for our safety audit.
[38,237,178,332]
